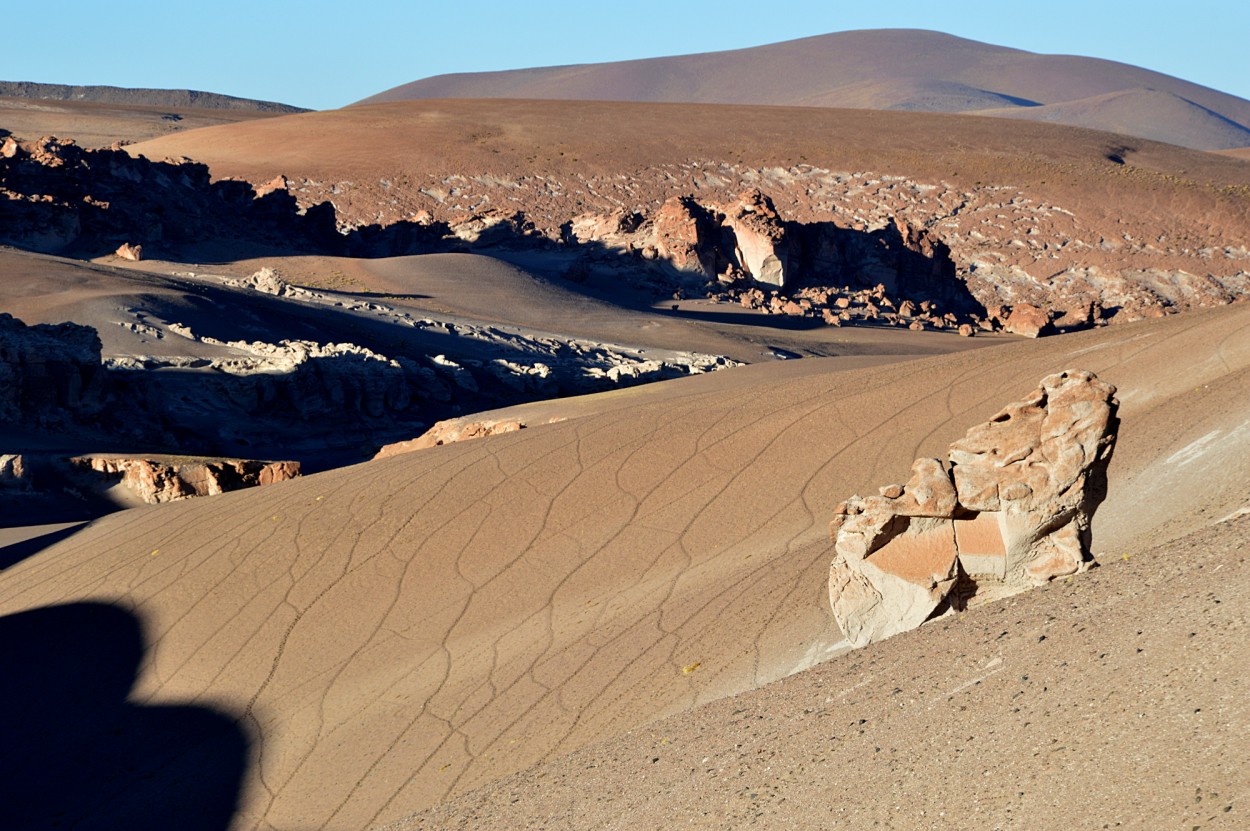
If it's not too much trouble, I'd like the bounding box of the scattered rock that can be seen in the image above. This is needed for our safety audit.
[828,370,1118,647]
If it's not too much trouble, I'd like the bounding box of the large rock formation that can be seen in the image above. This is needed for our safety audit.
[828,370,1118,647]
[720,189,791,288]
[72,455,300,504]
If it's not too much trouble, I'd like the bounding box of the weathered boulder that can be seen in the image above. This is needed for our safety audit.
[829,370,1117,647]
[720,189,791,289]
[651,196,718,279]
[0,454,29,489]
[72,455,300,504]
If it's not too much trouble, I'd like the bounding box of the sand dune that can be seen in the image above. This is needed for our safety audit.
[3,302,1248,829]
[357,29,1250,150]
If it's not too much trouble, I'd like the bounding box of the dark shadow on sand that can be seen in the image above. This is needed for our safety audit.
[0,523,85,571]
[0,601,249,830]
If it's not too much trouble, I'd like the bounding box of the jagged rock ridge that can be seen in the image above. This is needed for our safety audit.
[71,455,300,504]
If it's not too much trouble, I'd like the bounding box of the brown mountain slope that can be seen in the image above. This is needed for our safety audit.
[2,302,1248,829]
[357,29,1250,150]
[974,87,1250,152]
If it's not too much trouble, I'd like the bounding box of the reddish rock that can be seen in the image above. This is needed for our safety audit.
[73,455,300,504]
[1003,303,1052,338]
[719,189,791,289]
[652,197,717,278]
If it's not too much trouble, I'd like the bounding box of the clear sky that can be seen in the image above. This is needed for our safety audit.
[4,1,1246,110]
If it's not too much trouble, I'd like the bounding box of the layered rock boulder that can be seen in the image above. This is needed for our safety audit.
[828,370,1118,647]
[72,455,300,504]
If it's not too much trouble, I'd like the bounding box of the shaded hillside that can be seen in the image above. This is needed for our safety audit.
[357,29,1250,150]
[0,80,305,113]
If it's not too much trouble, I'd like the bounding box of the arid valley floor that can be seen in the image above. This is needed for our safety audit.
[2,29,1249,831]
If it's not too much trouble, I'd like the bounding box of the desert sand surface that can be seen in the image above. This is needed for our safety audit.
[357,29,1250,150]
[210,251,998,364]
[3,301,1248,829]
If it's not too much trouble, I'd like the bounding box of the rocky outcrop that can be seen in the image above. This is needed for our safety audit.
[72,455,300,504]
[828,370,1118,648]
[0,454,29,490]
[650,196,720,279]
[720,189,791,288]
[374,419,526,458]
[0,313,106,425]
[114,242,143,261]
[0,135,341,256]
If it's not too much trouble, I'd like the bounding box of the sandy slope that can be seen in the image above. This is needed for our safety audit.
[356,29,1250,150]
[398,512,1250,830]
[2,302,1248,829]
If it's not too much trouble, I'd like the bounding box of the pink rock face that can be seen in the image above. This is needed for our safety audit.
[374,419,526,458]
[721,189,790,288]
[114,242,143,261]
[828,370,1117,647]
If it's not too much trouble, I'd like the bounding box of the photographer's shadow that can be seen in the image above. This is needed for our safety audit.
[0,601,248,830]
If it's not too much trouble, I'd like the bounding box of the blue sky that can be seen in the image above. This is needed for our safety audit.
[5,1,1246,110]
